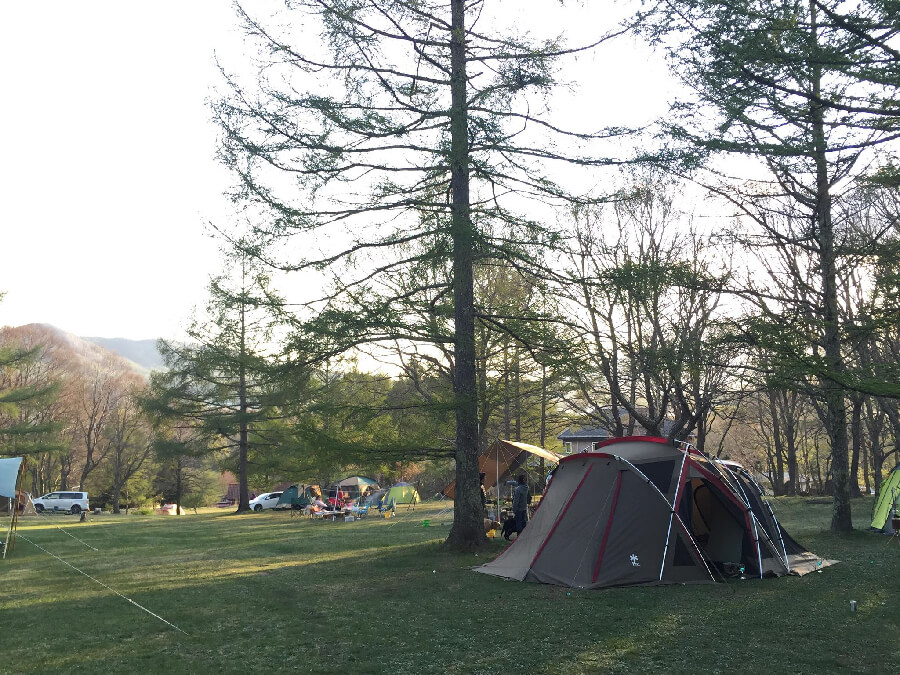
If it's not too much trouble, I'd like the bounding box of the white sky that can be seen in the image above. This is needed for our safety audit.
[0,1,674,341]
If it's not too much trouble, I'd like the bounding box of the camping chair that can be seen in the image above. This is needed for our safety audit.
[888,512,900,546]
[379,499,396,518]
[353,504,370,519]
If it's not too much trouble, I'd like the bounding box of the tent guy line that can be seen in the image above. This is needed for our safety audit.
[17,533,188,635]
[27,497,99,551]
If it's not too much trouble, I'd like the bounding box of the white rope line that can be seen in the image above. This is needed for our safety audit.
[18,534,188,635]
[27,498,99,551]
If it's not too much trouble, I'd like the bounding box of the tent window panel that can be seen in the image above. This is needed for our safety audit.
[636,460,677,497]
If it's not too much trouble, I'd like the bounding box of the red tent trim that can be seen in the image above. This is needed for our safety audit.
[592,469,623,583]
[529,463,594,570]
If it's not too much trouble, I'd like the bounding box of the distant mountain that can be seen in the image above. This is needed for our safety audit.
[82,336,164,374]
[1,324,154,379]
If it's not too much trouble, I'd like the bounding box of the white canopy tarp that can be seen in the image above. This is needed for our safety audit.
[0,457,23,498]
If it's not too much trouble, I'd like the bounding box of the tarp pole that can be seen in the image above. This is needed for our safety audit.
[496,439,500,522]
[3,458,25,560]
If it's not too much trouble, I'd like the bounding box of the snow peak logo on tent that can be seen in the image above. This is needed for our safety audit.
[630,554,640,567]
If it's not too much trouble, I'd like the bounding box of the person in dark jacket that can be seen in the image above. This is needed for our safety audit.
[479,472,487,517]
[512,473,531,534]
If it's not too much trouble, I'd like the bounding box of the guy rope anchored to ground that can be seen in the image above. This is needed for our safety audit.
[16,532,188,635]
[3,471,187,634]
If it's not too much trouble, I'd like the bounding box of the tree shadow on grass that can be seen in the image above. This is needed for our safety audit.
[6,501,898,674]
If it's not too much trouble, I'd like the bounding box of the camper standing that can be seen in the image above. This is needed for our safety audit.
[513,474,531,534]
[479,472,488,518]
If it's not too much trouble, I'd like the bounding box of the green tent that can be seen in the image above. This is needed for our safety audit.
[871,465,900,531]
[383,482,419,506]
[275,485,319,509]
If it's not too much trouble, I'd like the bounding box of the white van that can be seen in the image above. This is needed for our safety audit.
[32,491,90,514]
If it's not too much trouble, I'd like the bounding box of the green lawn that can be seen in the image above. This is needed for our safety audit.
[3,498,898,674]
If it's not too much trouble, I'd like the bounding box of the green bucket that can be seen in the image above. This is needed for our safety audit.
[422,519,430,527]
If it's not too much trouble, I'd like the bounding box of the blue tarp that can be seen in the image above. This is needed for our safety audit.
[0,457,23,498]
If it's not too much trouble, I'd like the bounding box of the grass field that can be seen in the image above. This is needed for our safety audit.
[2,497,898,674]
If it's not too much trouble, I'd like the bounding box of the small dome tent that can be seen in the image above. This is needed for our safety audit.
[275,485,321,509]
[476,437,832,589]
[383,482,420,506]
[870,464,900,532]
[327,476,380,504]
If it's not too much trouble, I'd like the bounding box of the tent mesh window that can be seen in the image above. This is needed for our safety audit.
[636,459,678,496]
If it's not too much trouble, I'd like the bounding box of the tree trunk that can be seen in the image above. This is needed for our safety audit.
[175,457,183,515]
[695,415,707,453]
[513,353,521,442]
[446,0,484,549]
[861,431,870,495]
[112,485,121,515]
[809,1,851,531]
[849,395,863,498]
[503,344,510,439]
[784,393,799,496]
[768,391,785,496]
[237,295,251,513]
[60,455,69,491]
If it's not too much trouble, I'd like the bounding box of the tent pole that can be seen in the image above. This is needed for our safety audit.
[718,461,765,578]
[2,512,11,559]
[659,453,687,581]
[740,468,791,572]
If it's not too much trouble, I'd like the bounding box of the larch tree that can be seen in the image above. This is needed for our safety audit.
[0,322,63,461]
[215,1,630,546]
[144,258,285,513]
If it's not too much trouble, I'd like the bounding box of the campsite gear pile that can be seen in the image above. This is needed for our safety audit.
[272,478,419,519]
[476,437,833,589]
[326,476,380,506]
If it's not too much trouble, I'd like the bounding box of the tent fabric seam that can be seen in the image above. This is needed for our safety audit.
[529,463,594,571]
[591,469,623,583]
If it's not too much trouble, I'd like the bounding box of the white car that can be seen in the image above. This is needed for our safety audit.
[249,492,283,511]
[32,491,90,514]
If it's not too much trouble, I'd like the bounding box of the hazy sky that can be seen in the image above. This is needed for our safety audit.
[0,1,671,341]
